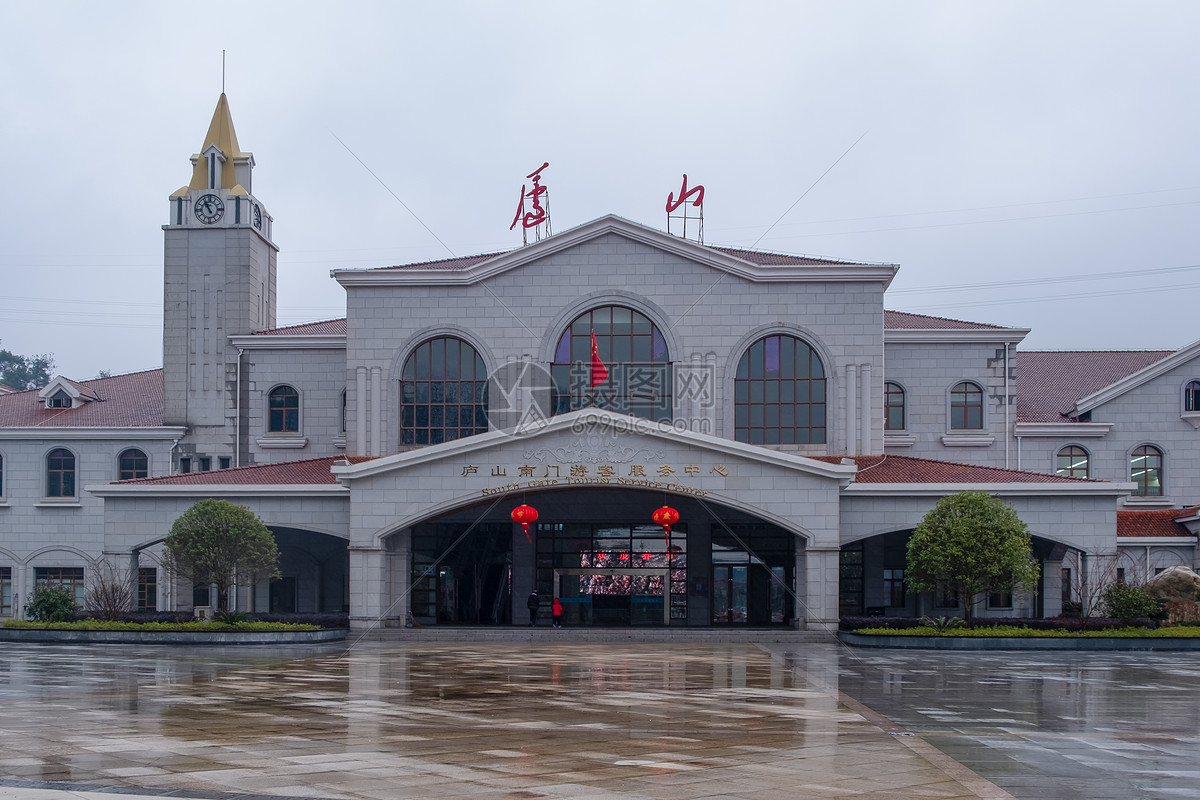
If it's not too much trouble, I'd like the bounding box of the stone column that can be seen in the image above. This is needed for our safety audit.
[794,546,807,629]
[355,367,367,456]
[1043,556,1063,618]
[845,365,858,456]
[805,547,840,631]
[350,546,387,631]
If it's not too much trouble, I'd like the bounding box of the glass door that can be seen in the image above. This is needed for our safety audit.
[712,565,748,624]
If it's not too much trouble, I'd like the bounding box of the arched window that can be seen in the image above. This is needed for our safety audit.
[118,448,148,480]
[46,448,76,498]
[401,337,488,445]
[734,334,826,445]
[1056,445,1089,479]
[950,381,984,430]
[884,382,905,431]
[267,385,300,433]
[550,305,671,421]
[1186,381,1200,412]
[1131,445,1164,497]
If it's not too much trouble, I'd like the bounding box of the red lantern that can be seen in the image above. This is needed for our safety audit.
[652,505,680,531]
[652,505,680,552]
[511,504,538,542]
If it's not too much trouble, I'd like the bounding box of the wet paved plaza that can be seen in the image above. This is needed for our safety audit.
[0,639,1196,800]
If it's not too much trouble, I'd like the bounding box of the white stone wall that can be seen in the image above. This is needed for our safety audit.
[342,233,887,460]
[0,435,175,615]
[840,491,1122,555]
[1018,357,1200,503]
[883,340,1015,466]
[163,223,277,464]
[244,348,347,464]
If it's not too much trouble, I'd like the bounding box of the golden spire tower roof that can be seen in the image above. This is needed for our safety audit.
[188,93,246,190]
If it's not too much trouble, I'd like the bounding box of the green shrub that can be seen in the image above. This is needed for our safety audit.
[213,610,251,626]
[1099,582,1161,624]
[919,615,966,633]
[25,586,78,622]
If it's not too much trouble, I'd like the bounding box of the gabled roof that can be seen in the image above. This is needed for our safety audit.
[113,455,377,486]
[882,310,1012,330]
[0,369,166,428]
[811,453,1094,484]
[1117,507,1200,538]
[254,318,348,336]
[334,215,898,289]
[1016,350,1174,423]
[1072,337,1200,418]
[252,310,1008,338]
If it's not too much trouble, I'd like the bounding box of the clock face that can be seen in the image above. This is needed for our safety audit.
[194,194,224,224]
[253,204,263,230]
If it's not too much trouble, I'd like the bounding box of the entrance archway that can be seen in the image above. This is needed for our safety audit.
[389,487,808,627]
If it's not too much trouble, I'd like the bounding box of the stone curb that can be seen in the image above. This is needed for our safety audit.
[0,628,349,645]
[838,630,1200,650]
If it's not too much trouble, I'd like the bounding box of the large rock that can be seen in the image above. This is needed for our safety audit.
[1145,565,1200,601]
[1145,566,1200,624]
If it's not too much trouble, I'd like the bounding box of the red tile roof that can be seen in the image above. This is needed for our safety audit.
[708,245,883,267]
[371,252,508,272]
[255,318,348,336]
[883,310,1012,330]
[363,242,887,273]
[116,455,377,486]
[1016,350,1173,423]
[0,369,165,428]
[809,453,1093,484]
[1117,508,1199,538]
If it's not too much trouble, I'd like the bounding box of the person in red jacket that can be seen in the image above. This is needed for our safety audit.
[552,597,563,628]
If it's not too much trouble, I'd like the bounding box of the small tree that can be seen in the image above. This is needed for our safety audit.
[906,490,1040,627]
[163,499,281,612]
[25,585,78,622]
[84,558,135,621]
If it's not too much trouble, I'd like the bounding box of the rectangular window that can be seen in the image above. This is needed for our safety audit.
[1116,567,1126,584]
[218,456,231,470]
[35,567,85,607]
[1061,568,1072,604]
[882,568,905,607]
[179,457,192,474]
[988,589,1013,609]
[0,567,11,615]
[935,582,959,609]
[138,568,157,611]
[198,457,211,472]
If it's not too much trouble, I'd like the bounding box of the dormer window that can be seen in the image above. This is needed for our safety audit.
[47,390,72,409]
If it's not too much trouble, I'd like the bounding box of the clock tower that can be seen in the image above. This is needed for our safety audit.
[163,93,278,468]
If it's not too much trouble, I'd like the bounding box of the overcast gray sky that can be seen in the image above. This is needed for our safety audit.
[2,1,1199,379]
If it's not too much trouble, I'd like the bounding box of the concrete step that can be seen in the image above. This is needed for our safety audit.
[351,626,836,643]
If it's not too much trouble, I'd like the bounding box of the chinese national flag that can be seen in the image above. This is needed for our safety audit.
[590,330,609,387]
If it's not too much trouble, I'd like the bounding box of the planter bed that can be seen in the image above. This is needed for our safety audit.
[838,630,1200,651]
[0,627,348,645]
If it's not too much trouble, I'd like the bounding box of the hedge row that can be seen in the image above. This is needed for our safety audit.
[75,611,350,629]
[839,615,1158,632]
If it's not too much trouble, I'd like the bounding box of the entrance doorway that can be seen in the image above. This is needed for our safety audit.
[554,569,670,626]
[410,522,512,625]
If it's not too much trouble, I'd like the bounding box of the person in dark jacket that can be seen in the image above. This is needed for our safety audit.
[552,597,563,628]
[526,589,539,626]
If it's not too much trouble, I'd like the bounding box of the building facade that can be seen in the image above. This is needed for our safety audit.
[1,95,1197,628]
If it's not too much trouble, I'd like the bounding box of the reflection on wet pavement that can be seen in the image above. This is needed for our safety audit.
[824,647,1200,800]
[0,641,996,800]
